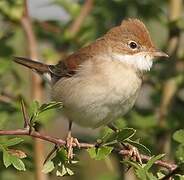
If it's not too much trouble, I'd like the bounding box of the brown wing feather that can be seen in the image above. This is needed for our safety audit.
[50,37,107,81]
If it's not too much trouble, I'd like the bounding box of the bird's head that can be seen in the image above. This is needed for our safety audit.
[104,18,168,71]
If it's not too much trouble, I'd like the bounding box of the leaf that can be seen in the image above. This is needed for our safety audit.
[121,159,141,169]
[87,146,113,160]
[0,138,24,147]
[176,144,184,162]
[87,147,96,159]
[10,156,26,171]
[0,1,24,21]
[38,102,62,114]
[173,130,184,144]
[8,149,27,159]
[3,150,11,168]
[54,148,68,164]
[135,168,147,180]
[144,154,165,171]
[103,128,136,145]
[56,165,74,177]
[126,139,151,155]
[56,165,67,176]
[116,128,136,142]
[42,161,55,174]
[56,169,65,176]
[29,101,39,115]
[29,101,40,123]
[136,169,157,180]
[66,167,74,176]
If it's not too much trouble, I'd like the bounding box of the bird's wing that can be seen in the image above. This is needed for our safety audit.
[13,38,107,83]
[49,37,107,80]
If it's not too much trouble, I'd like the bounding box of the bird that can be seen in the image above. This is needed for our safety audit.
[13,18,168,159]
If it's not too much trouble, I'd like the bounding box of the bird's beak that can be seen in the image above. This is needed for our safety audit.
[150,49,169,58]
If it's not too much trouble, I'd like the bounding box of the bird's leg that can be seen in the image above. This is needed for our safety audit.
[66,121,80,159]
[108,123,142,164]
[123,143,142,164]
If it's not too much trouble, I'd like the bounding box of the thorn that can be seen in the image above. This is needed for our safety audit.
[20,99,30,129]
[44,144,59,164]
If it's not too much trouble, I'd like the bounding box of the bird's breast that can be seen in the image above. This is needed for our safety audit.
[52,58,142,128]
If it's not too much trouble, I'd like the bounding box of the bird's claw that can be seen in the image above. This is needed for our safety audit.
[129,145,142,164]
[66,135,80,159]
[123,144,142,165]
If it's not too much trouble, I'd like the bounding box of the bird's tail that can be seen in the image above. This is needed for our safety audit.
[13,56,50,74]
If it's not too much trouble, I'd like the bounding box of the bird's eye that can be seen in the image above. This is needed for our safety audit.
[128,41,138,50]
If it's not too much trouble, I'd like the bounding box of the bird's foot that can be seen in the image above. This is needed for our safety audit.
[125,144,142,164]
[66,133,80,159]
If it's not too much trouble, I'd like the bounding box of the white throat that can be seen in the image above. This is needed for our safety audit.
[112,52,153,71]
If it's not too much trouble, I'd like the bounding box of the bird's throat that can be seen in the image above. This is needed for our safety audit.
[112,52,153,71]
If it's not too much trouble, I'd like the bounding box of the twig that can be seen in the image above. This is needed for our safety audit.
[20,99,30,129]
[0,128,177,172]
[68,0,94,36]
[38,22,61,34]
[0,92,16,103]
[0,95,12,103]
[119,150,177,172]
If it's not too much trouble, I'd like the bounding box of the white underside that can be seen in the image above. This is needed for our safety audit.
[52,58,142,128]
[112,52,153,71]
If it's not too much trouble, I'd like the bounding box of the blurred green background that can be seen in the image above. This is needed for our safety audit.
[0,0,184,179]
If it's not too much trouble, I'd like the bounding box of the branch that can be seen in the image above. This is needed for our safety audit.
[0,95,12,103]
[68,0,94,36]
[0,127,177,171]
[0,129,94,148]
[0,100,178,178]
[119,150,177,171]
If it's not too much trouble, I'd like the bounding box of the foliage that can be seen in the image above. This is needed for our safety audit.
[0,0,184,180]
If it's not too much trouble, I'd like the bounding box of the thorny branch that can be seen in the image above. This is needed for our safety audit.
[0,101,178,178]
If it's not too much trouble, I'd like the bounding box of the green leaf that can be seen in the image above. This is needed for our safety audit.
[42,161,55,173]
[176,144,184,162]
[54,148,68,164]
[173,130,184,144]
[87,147,96,159]
[0,138,24,147]
[103,128,136,145]
[126,139,151,155]
[3,150,11,168]
[87,146,113,160]
[136,170,157,180]
[121,159,141,169]
[0,1,24,21]
[144,154,165,171]
[29,101,40,123]
[38,101,62,114]
[10,156,26,171]
[116,128,136,142]
[135,168,147,180]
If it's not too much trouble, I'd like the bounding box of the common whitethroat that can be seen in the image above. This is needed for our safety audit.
[14,18,168,157]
